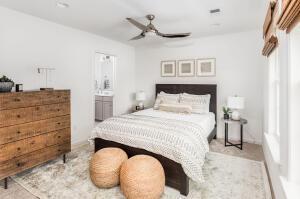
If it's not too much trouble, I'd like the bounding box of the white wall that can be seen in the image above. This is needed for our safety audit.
[135,30,266,143]
[0,6,136,144]
[289,28,300,184]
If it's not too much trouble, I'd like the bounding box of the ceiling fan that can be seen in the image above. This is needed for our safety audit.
[126,14,191,40]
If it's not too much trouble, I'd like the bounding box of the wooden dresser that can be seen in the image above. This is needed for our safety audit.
[0,90,71,189]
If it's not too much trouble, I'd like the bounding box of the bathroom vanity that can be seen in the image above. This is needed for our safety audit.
[95,95,113,121]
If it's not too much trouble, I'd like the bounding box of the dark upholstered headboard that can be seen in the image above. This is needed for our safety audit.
[155,84,217,121]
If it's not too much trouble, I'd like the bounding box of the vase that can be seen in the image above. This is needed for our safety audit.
[224,114,230,120]
[0,82,14,92]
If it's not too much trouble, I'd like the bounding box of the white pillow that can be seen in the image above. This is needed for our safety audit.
[180,93,211,114]
[159,103,192,114]
[153,92,180,110]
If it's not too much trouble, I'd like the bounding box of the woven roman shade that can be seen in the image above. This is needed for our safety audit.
[262,1,279,56]
[277,0,300,32]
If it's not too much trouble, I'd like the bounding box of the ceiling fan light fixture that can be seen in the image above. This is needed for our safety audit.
[145,31,156,37]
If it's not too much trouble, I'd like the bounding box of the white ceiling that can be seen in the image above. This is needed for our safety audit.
[0,0,267,46]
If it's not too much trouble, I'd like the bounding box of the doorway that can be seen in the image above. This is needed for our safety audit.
[94,53,116,124]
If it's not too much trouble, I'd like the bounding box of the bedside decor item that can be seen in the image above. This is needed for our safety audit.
[178,59,195,77]
[120,155,165,199]
[135,91,146,109]
[222,106,231,120]
[37,67,55,90]
[15,84,23,92]
[227,96,244,120]
[0,75,14,92]
[161,61,176,77]
[196,58,216,77]
[90,147,128,188]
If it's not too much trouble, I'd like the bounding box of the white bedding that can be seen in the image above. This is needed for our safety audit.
[91,108,216,183]
[133,108,215,138]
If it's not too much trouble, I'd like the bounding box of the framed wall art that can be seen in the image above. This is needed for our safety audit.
[161,61,176,77]
[196,58,216,77]
[177,60,195,77]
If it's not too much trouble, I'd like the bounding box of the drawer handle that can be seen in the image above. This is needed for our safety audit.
[17,163,21,167]
[14,98,21,102]
[36,107,40,110]
[57,122,61,125]
[17,147,21,151]
[17,131,21,134]
[16,115,21,118]
[58,149,61,152]
[58,136,61,138]
[31,141,35,145]
[57,109,60,111]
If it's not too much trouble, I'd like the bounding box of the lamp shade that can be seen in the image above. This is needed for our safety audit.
[227,96,244,109]
[136,91,146,101]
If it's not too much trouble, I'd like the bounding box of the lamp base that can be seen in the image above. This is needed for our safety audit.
[231,110,241,120]
[138,102,144,109]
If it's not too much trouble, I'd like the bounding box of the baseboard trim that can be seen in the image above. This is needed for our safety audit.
[71,140,89,150]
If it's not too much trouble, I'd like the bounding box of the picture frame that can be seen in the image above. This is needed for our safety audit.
[196,58,216,77]
[161,61,176,77]
[177,60,195,77]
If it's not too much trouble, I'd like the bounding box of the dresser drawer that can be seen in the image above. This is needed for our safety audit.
[0,129,71,162]
[0,133,46,162]
[39,90,70,105]
[46,128,71,147]
[33,103,70,120]
[0,92,40,111]
[0,116,70,145]
[0,143,70,180]
[0,107,34,127]
[0,90,70,111]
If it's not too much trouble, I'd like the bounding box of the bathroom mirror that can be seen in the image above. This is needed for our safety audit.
[94,53,115,96]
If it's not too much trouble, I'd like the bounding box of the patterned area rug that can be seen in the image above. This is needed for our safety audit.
[12,145,271,199]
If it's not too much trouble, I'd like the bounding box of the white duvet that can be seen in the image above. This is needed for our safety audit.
[91,108,215,183]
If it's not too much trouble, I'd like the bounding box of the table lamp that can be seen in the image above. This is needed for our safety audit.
[227,96,244,120]
[136,91,146,109]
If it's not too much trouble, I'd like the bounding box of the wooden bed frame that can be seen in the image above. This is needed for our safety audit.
[94,84,217,196]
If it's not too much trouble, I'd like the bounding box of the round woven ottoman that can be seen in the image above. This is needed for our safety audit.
[120,155,165,199]
[90,147,128,188]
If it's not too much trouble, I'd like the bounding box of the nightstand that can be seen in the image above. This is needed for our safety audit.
[222,118,248,150]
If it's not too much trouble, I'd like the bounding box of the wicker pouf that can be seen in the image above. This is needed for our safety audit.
[120,155,165,199]
[90,147,128,188]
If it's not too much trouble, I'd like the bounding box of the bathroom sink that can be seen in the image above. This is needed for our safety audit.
[95,90,114,96]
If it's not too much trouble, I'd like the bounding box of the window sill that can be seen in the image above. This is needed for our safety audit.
[281,176,300,199]
[264,133,280,165]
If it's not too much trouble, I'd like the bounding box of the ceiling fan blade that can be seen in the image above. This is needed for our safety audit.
[130,34,145,40]
[157,32,191,38]
[126,18,148,31]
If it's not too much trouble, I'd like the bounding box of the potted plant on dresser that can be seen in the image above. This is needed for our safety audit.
[0,75,14,92]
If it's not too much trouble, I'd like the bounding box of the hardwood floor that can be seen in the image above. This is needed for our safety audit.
[0,139,266,199]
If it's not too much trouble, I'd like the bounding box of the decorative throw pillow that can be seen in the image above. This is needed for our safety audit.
[180,93,211,114]
[153,92,180,110]
[159,103,192,114]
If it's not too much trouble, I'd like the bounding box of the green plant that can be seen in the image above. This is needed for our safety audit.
[222,107,231,115]
[0,75,14,85]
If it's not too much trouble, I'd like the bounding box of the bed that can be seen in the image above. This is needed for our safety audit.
[92,84,217,196]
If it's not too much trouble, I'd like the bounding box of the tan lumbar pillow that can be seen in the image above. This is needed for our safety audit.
[158,103,192,114]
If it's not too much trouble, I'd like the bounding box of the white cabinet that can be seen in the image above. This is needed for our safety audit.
[95,96,113,121]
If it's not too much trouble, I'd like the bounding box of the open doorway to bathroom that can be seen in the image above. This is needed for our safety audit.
[94,52,116,125]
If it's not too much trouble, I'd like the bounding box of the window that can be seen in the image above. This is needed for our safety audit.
[268,48,280,139]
